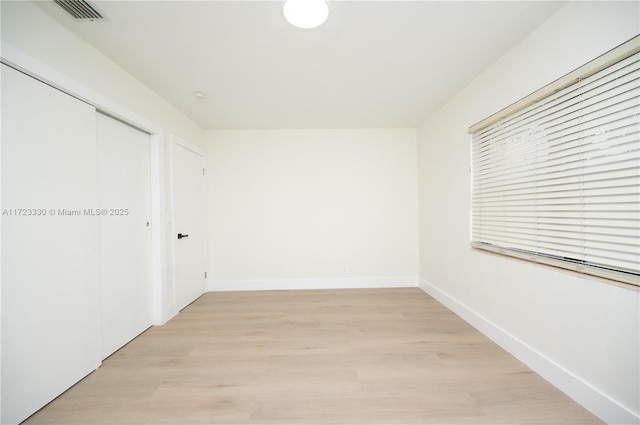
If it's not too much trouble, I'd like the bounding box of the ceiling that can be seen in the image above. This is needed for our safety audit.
[39,1,566,130]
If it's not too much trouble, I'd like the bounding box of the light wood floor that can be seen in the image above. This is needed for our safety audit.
[24,288,602,424]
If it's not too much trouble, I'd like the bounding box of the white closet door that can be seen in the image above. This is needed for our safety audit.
[97,113,153,359]
[1,64,101,425]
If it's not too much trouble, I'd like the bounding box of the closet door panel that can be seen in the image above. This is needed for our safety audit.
[1,64,101,425]
[97,112,153,359]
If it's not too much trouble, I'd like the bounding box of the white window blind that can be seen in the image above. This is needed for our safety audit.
[471,49,640,286]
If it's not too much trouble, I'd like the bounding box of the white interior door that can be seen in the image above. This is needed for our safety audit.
[171,140,207,311]
[97,113,153,359]
[1,64,102,425]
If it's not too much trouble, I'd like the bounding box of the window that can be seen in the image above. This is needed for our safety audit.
[470,39,640,286]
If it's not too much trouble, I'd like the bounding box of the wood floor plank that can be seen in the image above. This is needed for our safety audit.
[23,288,602,424]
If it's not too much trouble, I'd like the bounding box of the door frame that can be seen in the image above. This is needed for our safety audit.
[1,49,170,325]
[168,135,208,318]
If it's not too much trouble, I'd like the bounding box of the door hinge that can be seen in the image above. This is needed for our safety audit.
[204,271,207,279]
[202,168,205,176]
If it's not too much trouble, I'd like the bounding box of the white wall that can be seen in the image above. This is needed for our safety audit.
[206,129,418,290]
[1,1,205,323]
[417,2,639,424]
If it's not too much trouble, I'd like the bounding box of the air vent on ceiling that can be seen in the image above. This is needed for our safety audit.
[54,0,103,20]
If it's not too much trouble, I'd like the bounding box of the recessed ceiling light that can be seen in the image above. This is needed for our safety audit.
[193,91,207,99]
[283,0,329,29]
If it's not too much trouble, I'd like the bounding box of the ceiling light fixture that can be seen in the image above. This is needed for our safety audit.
[283,0,329,29]
[193,91,207,99]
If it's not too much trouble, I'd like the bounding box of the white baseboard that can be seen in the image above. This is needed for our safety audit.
[209,276,418,292]
[418,279,639,425]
